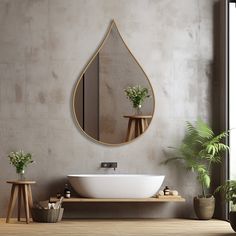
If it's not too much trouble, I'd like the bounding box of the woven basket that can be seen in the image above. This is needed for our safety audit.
[32,208,64,223]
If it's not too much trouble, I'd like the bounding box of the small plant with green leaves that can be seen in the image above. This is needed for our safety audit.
[164,119,229,198]
[124,85,150,108]
[8,150,34,174]
[215,180,236,210]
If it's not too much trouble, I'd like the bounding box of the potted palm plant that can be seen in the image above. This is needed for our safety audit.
[215,180,236,232]
[164,119,229,219]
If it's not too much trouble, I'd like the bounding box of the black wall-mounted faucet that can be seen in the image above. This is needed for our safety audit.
[101,162,117,171]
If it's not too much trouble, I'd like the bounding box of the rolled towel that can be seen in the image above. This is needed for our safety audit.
[171,190,178,196]
[158,190,164,196]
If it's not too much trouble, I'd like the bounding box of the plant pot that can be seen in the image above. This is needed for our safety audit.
[193,195,215,220]
[229,211,236,232]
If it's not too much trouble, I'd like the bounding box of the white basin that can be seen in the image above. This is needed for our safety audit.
[67,174,165,198]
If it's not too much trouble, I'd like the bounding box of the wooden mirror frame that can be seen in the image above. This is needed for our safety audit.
[72,20,155,146]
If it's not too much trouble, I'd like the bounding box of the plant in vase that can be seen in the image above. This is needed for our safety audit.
[124,85,150,115]
[163,119,229,220]
[215,180,236,232]
[8,150,34,180]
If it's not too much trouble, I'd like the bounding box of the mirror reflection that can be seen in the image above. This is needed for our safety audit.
[73,21,154,145]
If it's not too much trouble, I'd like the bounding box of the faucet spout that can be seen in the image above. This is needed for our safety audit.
[101,162,117,171]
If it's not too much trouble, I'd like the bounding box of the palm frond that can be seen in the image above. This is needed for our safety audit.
[215,180,236,204]
[196,119,214,139]
[186,121,197,135]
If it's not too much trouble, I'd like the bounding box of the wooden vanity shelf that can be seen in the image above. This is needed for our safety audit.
[49,196,186,203]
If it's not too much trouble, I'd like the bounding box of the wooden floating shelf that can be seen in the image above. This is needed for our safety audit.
[50,196,185,203]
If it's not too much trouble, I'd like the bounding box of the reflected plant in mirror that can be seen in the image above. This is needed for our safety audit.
[124,85,150,115]
[73,20,154,145]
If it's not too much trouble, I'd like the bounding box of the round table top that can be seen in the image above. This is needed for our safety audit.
[6,180,36,185]
[123,115,153,119]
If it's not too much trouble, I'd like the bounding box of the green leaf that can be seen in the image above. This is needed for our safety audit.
[203,174,210,188]
[196,119,214,139]
[215,180,236,203]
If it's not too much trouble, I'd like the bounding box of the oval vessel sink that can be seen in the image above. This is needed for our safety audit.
[68,174,165,198]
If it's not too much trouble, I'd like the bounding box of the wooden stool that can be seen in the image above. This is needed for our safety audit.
[124,115,152,141]
[6,180,36,224]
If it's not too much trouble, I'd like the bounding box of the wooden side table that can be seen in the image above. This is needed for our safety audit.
[124,115,152,141]
[6,180,36,224]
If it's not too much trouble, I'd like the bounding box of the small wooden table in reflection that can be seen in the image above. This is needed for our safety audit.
[124,115,152,141]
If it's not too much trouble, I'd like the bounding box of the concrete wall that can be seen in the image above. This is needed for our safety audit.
[0,0,216,218]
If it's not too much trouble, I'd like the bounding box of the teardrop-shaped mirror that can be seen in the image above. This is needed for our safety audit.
[73,21,155,145]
